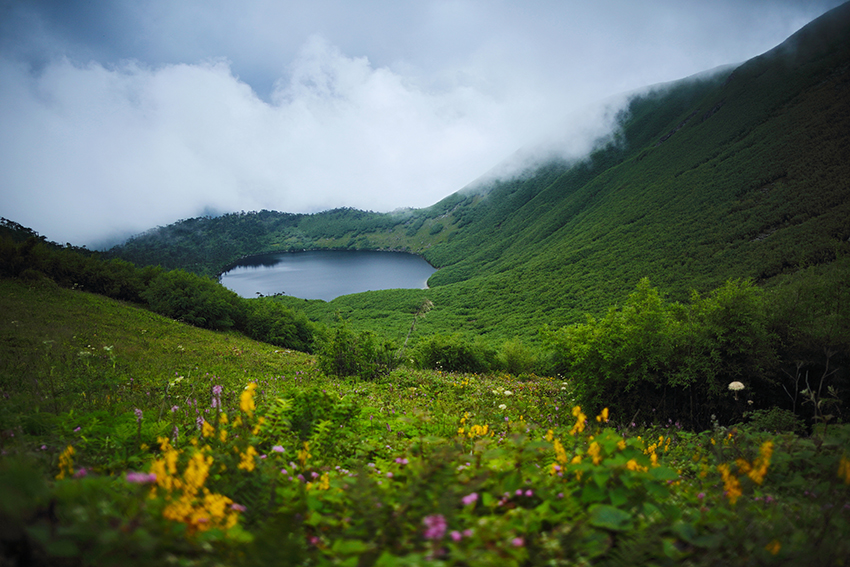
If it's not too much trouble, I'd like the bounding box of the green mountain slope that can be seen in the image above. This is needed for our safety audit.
[106,2,850,342]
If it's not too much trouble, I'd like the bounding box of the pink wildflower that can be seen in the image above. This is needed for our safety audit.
[512,537,525,547]
[126,471,157,484]
[462,492,479,506]
[422,514,447,540]
[450,530,462,542]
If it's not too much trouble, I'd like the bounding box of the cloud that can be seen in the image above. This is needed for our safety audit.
[0,39,541,246]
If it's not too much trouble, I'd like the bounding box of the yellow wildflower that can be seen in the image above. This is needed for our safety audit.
[765,540,781,555]
[307,472,331,491]
[252,416,266,436]
[202,421,216,438]
[240,382,257,417]
[297,442,311,466]
[545,429,554,442]
[56,445,75,480]
[718,463,742,505]
[553,438,567,465]
[238,446,258,472]
[587,441,602,465]
[839,455,850,485]
[596,408,609,423]
[468,424,489,438]
[570,406,586,435]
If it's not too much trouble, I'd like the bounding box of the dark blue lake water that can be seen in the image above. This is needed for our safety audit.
[219,250,436,301]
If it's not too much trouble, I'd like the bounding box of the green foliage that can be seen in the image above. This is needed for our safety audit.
[743,407,806,434]
[542,278,780,429]
[316,318,398,380]
[143,269,244,331]
[242,298,315,353]
[497,336,541,376]
[413,333,495,374]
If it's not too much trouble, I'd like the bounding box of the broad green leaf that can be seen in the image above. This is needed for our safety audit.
[588,504,633,531]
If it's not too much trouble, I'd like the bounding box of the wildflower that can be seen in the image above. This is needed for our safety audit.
[765,540,781,555]
[307,472,331,491]
[553,438,568,466]
[272,445,285,453]
[230,503,247,512]
[747,441,774,485]
[718,463,742,505]
[297,442,311,466]
[570,406,587,435]
[126,471,157,483]
[450,530,462,542]
[56,445,75,480]
[201,420,216,438]
[596,408,609,423]
[545,429,554,442]
[134,408,143,424]
[423,514,447,540]
[838,455,850,485]
[588,441,602,465]
[240,382,257,417]
[238,446,258,472]
[211,384,223,410]
[504,390,513,396]
[462,492,479,506]
[512,537,525,547]
[499,404,507,410]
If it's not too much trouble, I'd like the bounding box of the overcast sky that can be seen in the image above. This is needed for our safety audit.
[0,0,844,247]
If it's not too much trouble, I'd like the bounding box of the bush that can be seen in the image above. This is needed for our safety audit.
[316,318,398,380]
[743,407,806,434]
[496,337,540,376]
[414,333,494,374]
[241,299,315,352]
[542,278,779,429]
[143,270,244,331]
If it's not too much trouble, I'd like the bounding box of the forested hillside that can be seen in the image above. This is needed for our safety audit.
[104,3,850,346]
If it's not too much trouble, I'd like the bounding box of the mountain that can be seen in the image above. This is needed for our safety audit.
[106,2,850,342]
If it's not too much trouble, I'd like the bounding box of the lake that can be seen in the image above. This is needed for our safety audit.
[219,250,437,301]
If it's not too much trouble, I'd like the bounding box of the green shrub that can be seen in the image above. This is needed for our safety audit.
[414,333,494,374]
[743,407,806,433]
[143,269,244,331]
[542,278,779,429]
[316,318,398,380]
[496,336,540,376]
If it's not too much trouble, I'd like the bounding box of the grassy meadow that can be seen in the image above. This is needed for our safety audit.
[2,278,849,566]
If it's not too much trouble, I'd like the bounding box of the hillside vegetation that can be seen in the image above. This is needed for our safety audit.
[106,3,850,347]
